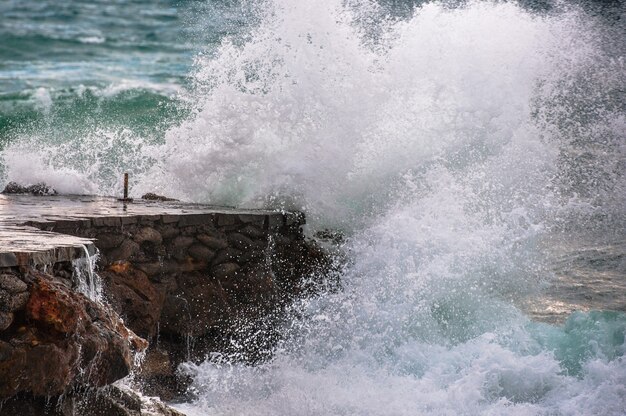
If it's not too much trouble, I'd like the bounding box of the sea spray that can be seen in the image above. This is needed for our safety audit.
[134,0,623,232]
[162,1,625,414]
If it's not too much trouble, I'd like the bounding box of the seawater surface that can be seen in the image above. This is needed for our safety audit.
[1,1,625,415]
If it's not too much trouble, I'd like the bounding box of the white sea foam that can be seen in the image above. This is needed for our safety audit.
[2,149,98,195]
[78,35,106,44]
[98,79,182,98]
[32,87,53,113]
[135,0,622,231]
[2,127,151,196]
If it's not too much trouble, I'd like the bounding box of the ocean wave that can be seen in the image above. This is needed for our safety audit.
[0,83,189,195]
[77,35,106,44]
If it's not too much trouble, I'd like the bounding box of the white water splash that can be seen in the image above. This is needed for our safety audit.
[155,1,625,414]
[72,246,102,302]
[130,0,623,230]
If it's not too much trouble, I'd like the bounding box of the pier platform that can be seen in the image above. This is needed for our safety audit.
[0,194,299,268]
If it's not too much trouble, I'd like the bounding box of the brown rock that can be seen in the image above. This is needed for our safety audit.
[139,349,172,377]
[285,211,306,227]
[197,234,228,250]
[212,248,242,266]
[171,236,194,249]
[212,263,240,280]
[0,288,10,311]
[222,269,276,304]
[227,233,254,251]
[239,225,265,239]
[109,239,140,261]
[160,282,230,337]
[169,236,194,261]
[108,260,131,274]
[175,271,205,287]
[1,181,57,196]
[133,227,162,245]
[0,340,12,361]
[156,260,183,281]
[0,270,145,398]
[238,214,265,224]
[102,266,165,339]
[26,279,79,334]
[0,274,27,294]
[95,233,126,250]
[111,316,149,353]
[159,295,189,335]
[160,225,180,240]
[239,249,263,264]
[2,385,184,416]
[141,192,178,202]
[188,244,215,262]
[178,257,208,273]
[0,394,53,415]
[63,384,185,416]
[216,214,237,226]
[10,291,29,311]
[0,311,13,330]
[135,261,162,277]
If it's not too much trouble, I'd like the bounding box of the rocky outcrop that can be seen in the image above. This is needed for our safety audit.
[26,209,335,400]
[1,385,185,416]
[141,193,179,202]
[0,267,146,399]
[0,199,337,409]
[1,181,57,196]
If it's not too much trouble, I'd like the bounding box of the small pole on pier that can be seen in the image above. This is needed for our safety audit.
[123,173,129,200]
[118,172,133,203]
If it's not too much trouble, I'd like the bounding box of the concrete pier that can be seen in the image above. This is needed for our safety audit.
[0,193,327,403]
[0,194,301,268]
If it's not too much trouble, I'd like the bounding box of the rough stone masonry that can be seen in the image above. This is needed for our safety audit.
[0,194,334,412]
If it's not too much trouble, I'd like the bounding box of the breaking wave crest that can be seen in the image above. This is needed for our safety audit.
[152,1,623,414]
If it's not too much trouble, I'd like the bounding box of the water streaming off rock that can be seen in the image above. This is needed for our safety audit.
[72,247,102,302]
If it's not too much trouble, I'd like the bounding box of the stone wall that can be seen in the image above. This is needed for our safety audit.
[26,209,332,400]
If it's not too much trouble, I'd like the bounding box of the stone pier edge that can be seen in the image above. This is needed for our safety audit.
[0,210,305,268]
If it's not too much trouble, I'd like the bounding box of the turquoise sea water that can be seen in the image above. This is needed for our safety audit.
[0,0,250,154]
[1,1,625,414]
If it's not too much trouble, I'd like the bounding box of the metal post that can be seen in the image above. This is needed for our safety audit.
[118,172,133,203]
[123,172,129,200]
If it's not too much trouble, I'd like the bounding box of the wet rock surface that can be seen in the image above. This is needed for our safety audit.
[1,385,184,416]
[1,181,57,196]
[45,206,334,400]
[141,193,179,202]
[0,267,146,399]
[0,195,337,412]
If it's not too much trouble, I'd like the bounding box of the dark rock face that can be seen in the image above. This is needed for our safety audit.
[1,385,185,416]
[141,193,179,202]
[0,273,30,331]
[92,212,330,345]
[162,278,231,337]
[1,181,57,196]
[101,262,167,340]
[0,267,146,399]
[12,208,337,406]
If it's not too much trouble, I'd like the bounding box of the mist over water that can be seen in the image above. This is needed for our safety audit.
[1,0,625,414]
